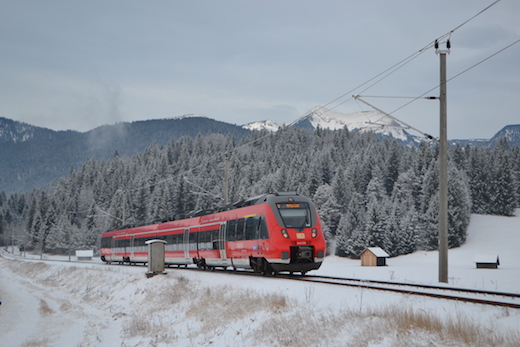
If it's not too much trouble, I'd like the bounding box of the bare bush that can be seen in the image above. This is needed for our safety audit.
[38,299,54,315]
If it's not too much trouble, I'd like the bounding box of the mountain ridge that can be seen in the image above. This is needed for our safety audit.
[0,116,250,194]
[1,112,518,194]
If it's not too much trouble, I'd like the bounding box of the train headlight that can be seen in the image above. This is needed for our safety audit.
[281,229,290,239]
[312,228,318,238]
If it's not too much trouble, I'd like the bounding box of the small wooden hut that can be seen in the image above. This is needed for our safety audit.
[360,247,389,266]
[75,250,93,261]
[474,255,500,269]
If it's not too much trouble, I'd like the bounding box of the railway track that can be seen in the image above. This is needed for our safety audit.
[277,274,520,309]
[177,266,520,309]
[4,251,520,309]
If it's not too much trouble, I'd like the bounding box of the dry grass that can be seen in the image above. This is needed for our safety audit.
[122,315,153,338]
[20,338,51,347]
[374,306,520,347]
[251,304,520,347]
[122,311,180,344]
[38,299,54,315]
[6,260,50,277]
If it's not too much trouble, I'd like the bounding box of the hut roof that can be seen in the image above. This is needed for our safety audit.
[474,255,500,264]
[365,247,390,258]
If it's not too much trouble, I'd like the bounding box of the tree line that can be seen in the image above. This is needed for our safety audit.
[1,127,518,257]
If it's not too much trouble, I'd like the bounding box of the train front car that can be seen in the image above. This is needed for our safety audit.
[261,193,326,275]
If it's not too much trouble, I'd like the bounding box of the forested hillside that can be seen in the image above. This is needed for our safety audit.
[1,127,519,258]
[0,116,250,194]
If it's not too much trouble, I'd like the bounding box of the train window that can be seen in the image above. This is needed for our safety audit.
[236,218,245,241]
[197,229,218,250]
[212,229,220,250]
[258,216,269,239]
[101,237,111,248]
[227,220,237,241]
[189,232,198,250]
[276,202,311,228]
[115,238,129,248]
[198,231,206,250]
[245,218,255,240]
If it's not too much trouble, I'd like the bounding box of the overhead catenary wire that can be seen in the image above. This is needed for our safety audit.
[386,37,520,118]
[351,36,520,138]
[353,35,520,139]
[353,96,436,140]
[305,0,503,118]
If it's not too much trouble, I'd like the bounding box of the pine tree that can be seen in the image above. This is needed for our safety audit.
[313,184,341,238]
[383,140,401,196]
[335,193,366,257]
[467,146,491,214]
[331,169,353,213]
[447,165,472,247]
[488,139,516,216]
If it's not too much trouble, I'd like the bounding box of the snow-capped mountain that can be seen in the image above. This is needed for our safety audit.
[488,124,520,148]
[242,119,281,132]
[242,106,420,145]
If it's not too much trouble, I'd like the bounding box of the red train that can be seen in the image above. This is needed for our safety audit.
[100,192,326,275]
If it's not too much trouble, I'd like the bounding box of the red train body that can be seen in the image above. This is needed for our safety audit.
[100,192,326,275]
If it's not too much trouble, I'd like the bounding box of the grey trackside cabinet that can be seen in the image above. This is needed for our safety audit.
[145,239,167,277]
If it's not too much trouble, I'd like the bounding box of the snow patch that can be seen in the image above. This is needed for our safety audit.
[242,119,281,132]
[170,114,208,120]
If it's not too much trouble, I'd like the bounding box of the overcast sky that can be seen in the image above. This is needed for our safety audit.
[1,0,518,139]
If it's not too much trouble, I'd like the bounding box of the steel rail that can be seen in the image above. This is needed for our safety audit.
[306,274,520,299]
[277,274,520,309]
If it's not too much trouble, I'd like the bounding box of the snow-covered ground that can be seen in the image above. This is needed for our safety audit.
[1,211,519,346]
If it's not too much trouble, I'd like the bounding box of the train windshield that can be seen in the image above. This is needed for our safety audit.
[276,202,311,228]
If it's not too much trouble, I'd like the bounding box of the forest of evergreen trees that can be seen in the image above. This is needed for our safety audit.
[1,127,519,258]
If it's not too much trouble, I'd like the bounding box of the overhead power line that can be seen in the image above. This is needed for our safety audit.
[309,0,503,116]
[387,37,520,118]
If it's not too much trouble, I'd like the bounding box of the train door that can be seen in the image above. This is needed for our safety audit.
[219,223,227,260]
[130,236,135,260]
[183,228,190,262]
[256,216,264,256]
[111,237,115,260]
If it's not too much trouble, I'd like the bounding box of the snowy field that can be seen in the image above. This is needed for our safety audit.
[1,211,520,346]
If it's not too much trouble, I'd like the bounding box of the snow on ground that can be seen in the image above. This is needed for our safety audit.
[1,211,520,346]
[318,212,520,293]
